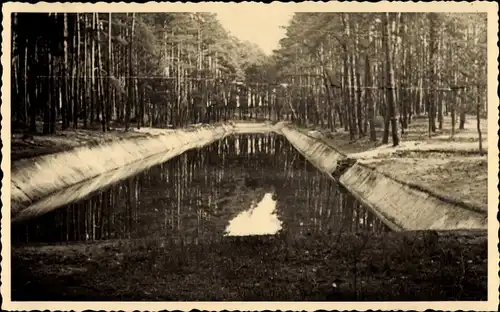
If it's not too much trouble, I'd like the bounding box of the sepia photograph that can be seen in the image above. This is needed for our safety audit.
[1,2,498,311]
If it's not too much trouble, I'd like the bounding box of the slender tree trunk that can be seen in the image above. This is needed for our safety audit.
[450,30,457,138]
[90,13,96,125]
[365,53,376,141]
[400,15,409,132]
[428,12,438,135]
[354,23,363,136]
[28,39,37,133]
[68,14,75,130]
[437,25,444,130]
[125,13,135,131]
[94,14,106,132]
[17,31,28,127]
[321,70,335,130]
[135,47,141,128]
[472,23,484,155]
[451,89,458,138]
[23,45,29,126]
[73,14,80,129]
[61,14,69,130]
[44,44,52,134]
[108,13,113,129]
[382,13,399,146]
[348,55,358,138]
[459,26,470,130]
[476,86,483,155]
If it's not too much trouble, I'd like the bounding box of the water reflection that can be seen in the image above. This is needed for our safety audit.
[11,134,388,245]
[225,192,282,236]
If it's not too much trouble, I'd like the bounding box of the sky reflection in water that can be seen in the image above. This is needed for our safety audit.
[225,192,282,236]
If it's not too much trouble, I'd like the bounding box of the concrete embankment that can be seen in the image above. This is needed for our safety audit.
[11,122,276,221]
[279,125,487,231]
[279,125,346,176]
[339,163,487,230]
[11,121,488,231]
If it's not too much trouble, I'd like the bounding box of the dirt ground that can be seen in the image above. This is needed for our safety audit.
[303,115,490,213]
[11,126,155,161]
[9,120,266,161]
[11,229,487,301]
[361,156,487,213]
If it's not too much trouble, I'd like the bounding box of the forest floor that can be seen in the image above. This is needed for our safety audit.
[303,115,490,213]
[11,229,487,301]
[9,120,270,161]
[10,121,177,161]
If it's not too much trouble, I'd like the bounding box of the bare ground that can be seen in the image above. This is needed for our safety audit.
[10,120,268,161]
[11,230,487,301]
[303,115,490,212]
[11,126,155,161]
[361,157,487,213]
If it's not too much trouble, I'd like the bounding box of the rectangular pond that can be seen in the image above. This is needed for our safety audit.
[11,134,388,245]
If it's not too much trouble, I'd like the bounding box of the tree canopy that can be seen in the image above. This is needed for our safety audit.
[11,12,487,146]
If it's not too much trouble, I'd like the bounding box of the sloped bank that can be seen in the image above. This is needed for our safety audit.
[339,163,487,230]
[278,125,487,231]
[11,122,276,221]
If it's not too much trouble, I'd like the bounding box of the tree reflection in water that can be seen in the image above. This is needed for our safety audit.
[11,134,388,245]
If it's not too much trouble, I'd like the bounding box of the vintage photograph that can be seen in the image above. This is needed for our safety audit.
[1,2,497,310]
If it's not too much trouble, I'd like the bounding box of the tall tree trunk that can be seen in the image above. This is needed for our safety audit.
[473,24,483,155]
[61,14,69,130]
[365,53,376,141]
[400,14,409,131]
[437,24,444,130]
[382,13,399,146]
[108,13,113,129]
[68,14,75,130]
[321,69,335,130]
[95,13,106,132]
[90,13,96,125]
[476,86,483,155]
[428,12,438,135]
[348,54,358,138]
[341,14,353,137]
[73,14,80,128]
[459,26,469,130]
[135,46,141,128]
[44,44,52,134]
[28,39,37,133]
[82,14,88,128]
[450,26,457,138]
[354,23,364,136]
[125,13,135,131]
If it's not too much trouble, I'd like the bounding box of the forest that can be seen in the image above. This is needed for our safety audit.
[11,12,488,146]
[8,11,490,303]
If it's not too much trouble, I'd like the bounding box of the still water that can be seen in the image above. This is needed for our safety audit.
[11,134,388,245]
